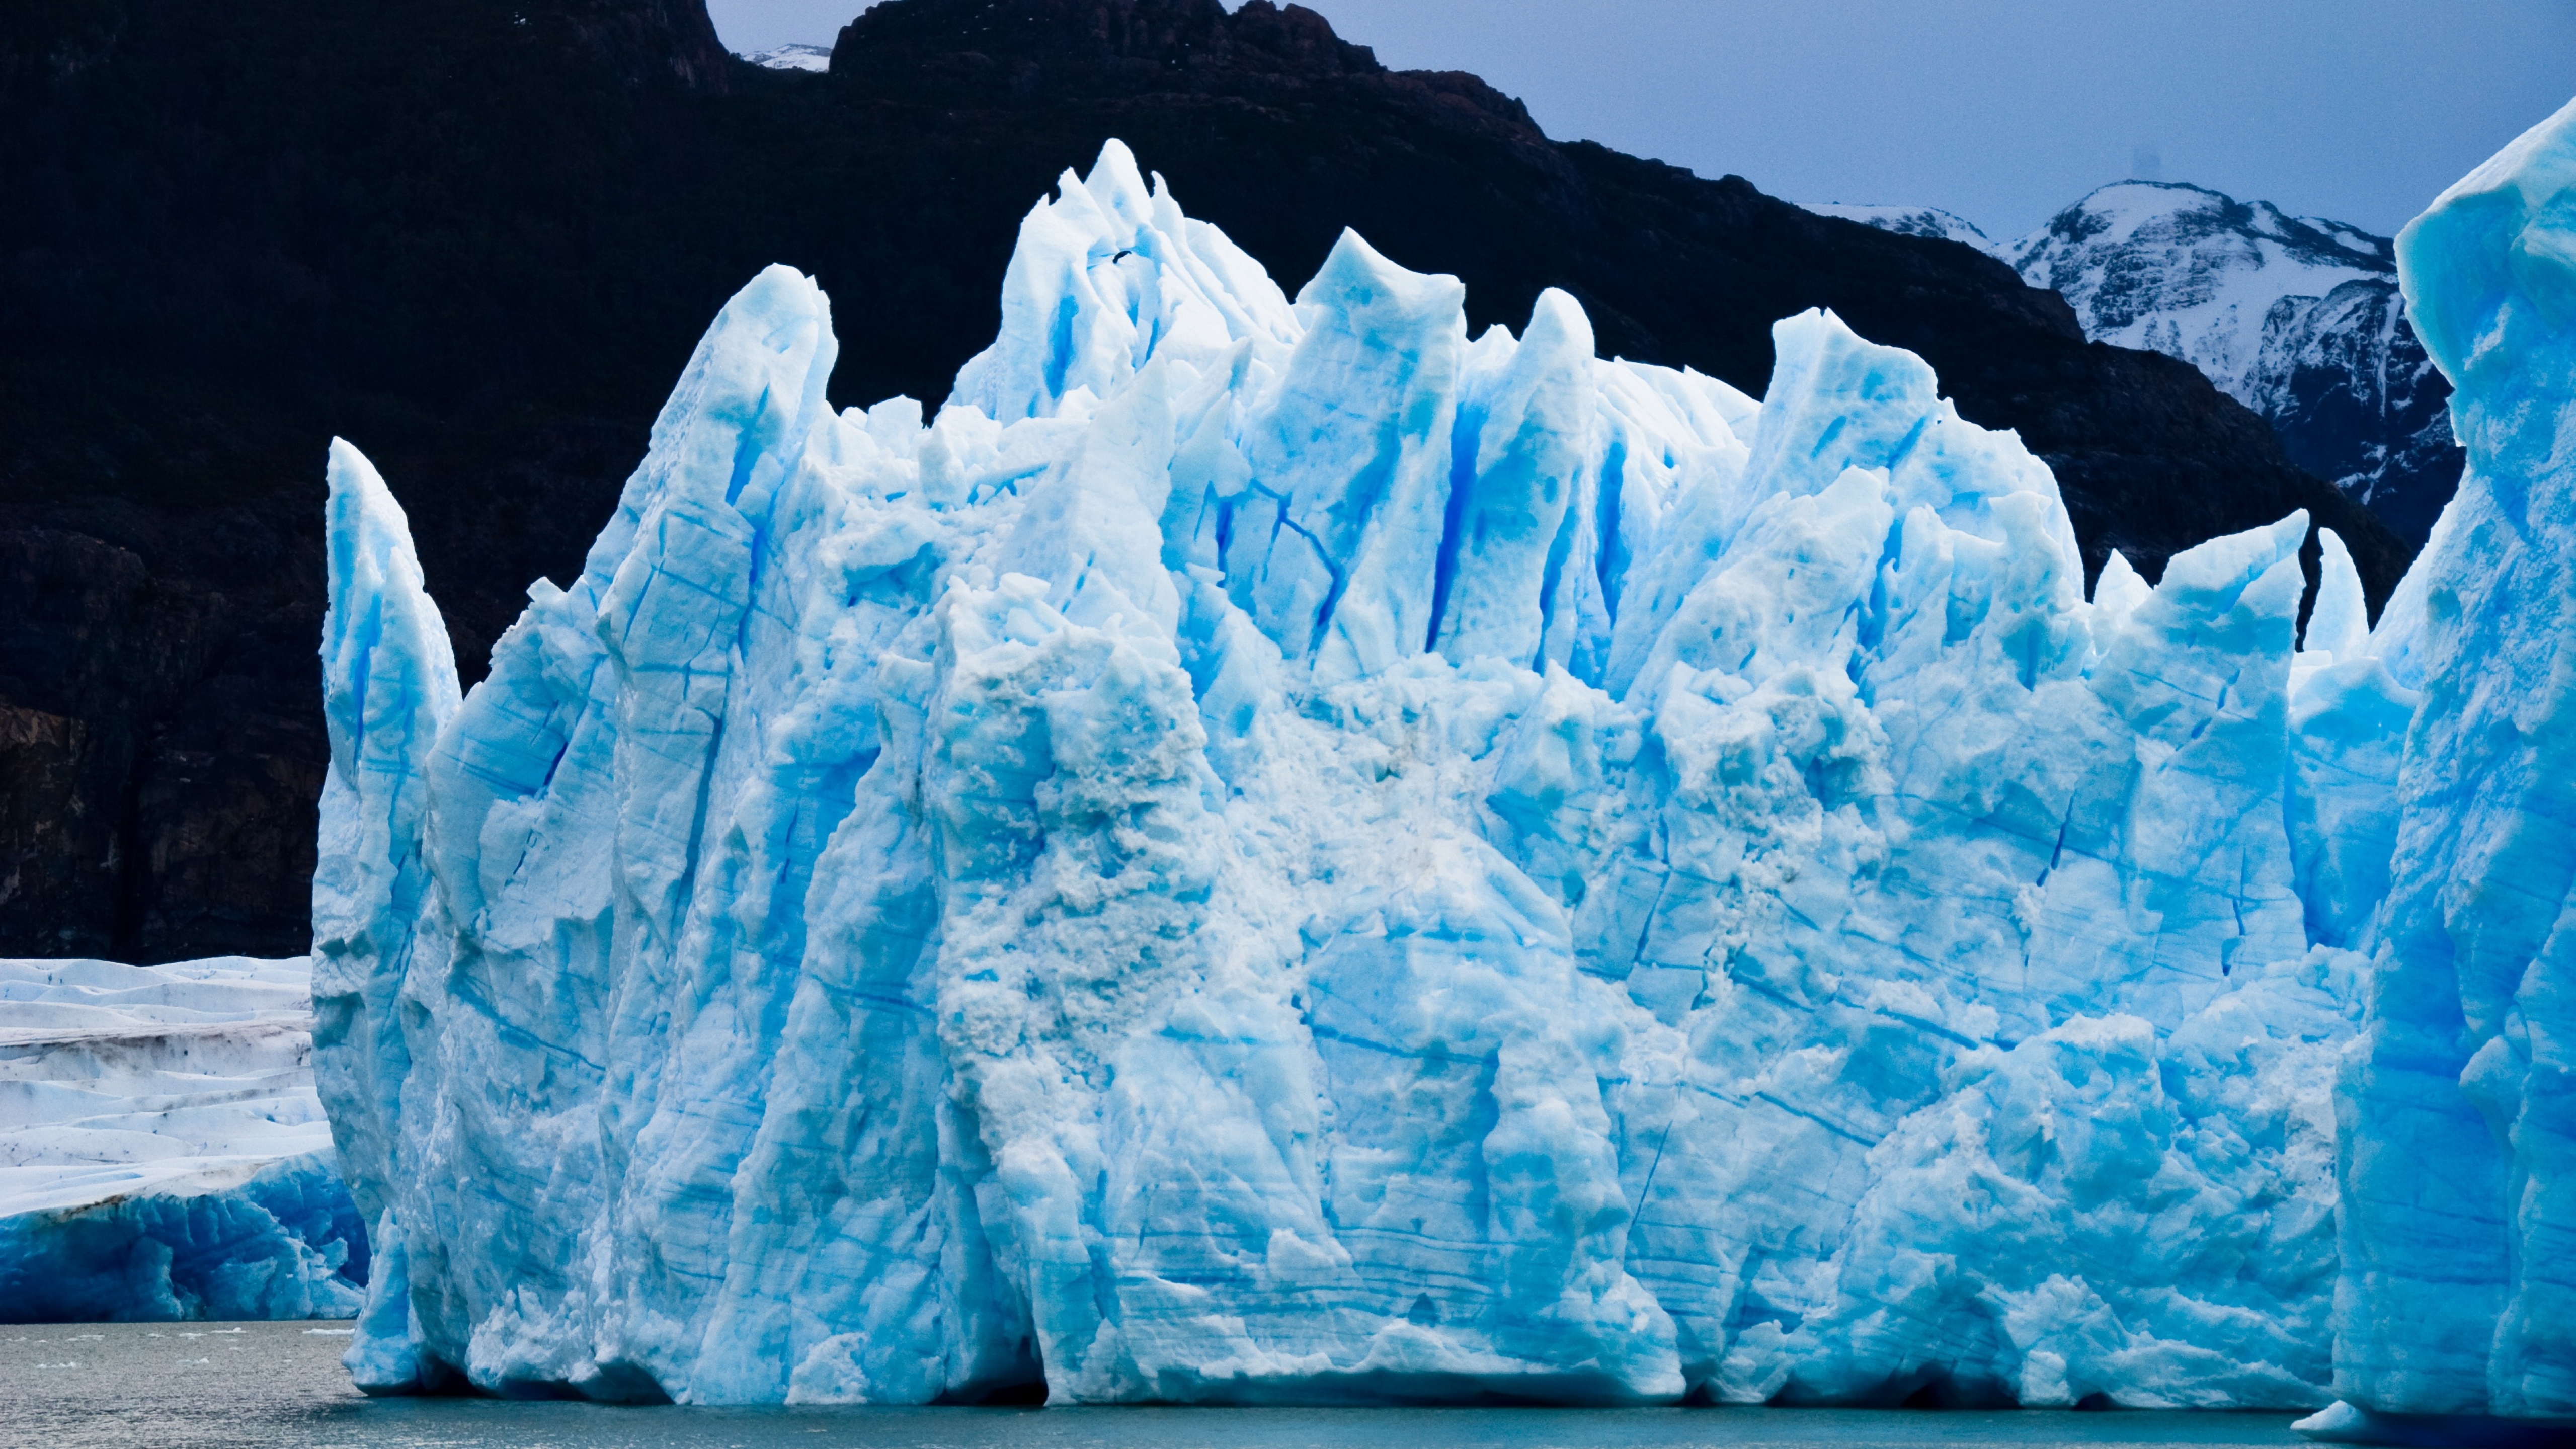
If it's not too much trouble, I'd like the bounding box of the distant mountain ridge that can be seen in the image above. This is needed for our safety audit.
[1806,181,2460,543]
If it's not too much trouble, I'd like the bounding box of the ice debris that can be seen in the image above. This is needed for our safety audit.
[301,128,2553,1411]
[0,955,367,1321]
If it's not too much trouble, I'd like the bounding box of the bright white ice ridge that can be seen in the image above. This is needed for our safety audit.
[0,956,366,1320]
[310,115,2567,1413]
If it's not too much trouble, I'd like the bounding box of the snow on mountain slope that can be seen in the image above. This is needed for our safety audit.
[2008,182,2390,390]
[2009,183,2458,544]
[741,43,831,72]
[1817,183,2460,546]
[0,956,367,1321]
[311,138,2416,1409]
[1800,203,1997,253]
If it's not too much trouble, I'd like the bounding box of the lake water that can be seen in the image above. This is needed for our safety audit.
[2,1320,2316,1449]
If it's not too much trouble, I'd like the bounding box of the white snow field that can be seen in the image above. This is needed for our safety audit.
[0,956,366,1321]
[305,102,2574,1421]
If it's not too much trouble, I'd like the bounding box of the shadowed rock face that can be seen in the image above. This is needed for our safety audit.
[0,0,2408,961]
[0,529,324,959]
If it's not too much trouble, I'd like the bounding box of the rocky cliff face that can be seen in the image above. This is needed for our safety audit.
[0,0,2406,960]
[0,527,320,958]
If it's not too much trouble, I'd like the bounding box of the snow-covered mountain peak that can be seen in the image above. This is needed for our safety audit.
[1800,202,1998,253]
[1997,181,2455,543]
[2017,181,2391,276]
[741,42,831,73]
[2008,181,2393,395]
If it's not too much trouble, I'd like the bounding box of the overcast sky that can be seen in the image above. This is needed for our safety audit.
[708,0,2576,241]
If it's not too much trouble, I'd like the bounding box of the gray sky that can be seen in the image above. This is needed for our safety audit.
[707,0,2576,241]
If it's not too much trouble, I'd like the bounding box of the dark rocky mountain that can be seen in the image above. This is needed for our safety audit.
[0,0,2409,961]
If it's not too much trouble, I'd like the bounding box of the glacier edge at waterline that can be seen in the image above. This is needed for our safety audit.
[308,118,2569,1416]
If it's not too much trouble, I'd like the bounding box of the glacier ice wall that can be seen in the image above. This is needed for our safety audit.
[2321,96,2576,1421]
[312,139,2426,1407]
[1,955,367,1321]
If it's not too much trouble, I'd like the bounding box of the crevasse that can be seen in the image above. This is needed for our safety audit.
[308,114,2570,1415]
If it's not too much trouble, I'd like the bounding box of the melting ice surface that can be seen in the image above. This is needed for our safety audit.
[310,112,2573,1417]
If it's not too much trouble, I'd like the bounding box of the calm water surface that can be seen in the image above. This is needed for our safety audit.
[3,1321,2312,1449]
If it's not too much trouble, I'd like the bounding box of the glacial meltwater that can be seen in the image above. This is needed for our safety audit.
[2,1321,2314,1448]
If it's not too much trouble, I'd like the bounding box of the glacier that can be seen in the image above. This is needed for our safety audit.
[307,106,2571,1418]
[1,955,367,1321]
